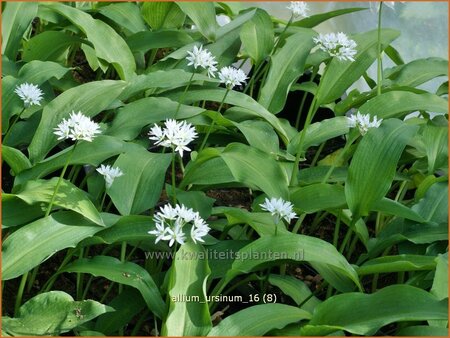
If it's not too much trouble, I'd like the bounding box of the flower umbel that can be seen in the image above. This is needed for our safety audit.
[186,45,218,77]
[313,32,357,62]
[148,204,210,247]
[347,112,383,135]
[287,1,309,18]
[96,164,124,188]
[260,197,297,224]
[148,119,198,157]
[218,66,247,89]
[54,111,101,142]
[15,83,44,107]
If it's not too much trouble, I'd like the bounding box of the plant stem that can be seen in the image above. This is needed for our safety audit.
[171,150,177,205]
[14,272,28,316]
[376,2,383,96]
[174,72,196,119]
[3,107,26,144]
[295,69,318,129]
[292,213,306,234]
[119,241,127,294]
[290,97,318,186]
[199,88,230,151]
[76,247,84,300]
[41,248,76,293]
[45,143,78,217]
[99,190,107,211]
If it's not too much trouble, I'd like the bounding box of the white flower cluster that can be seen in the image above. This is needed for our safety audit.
[313,32,357,62]
[218,66,247,89]
[96,164,124,188]
[186,45,218,78]
[347,112,383,135]
[15,83,44,107]
[53,111,101,142]
[260,197,297,224]
[287,1,309,18]
[148,204,210,247]
[148,119,198,157]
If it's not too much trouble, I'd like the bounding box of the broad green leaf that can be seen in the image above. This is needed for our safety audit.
[172,188,215,220]
[140,2,185,30]
[162,242,212,336]
[384,45,405,65]
[44,3,136,80]
[2,2,38,60]
[2,194,44,228]
[176,2,218,41]
[316,29,400,105]
[108,147,171,215]
[28,80,126,163]
[181,155,236,188]
[373,197,425,222]
[431,253,448,301]
[240,8,274,65]
[206,240,250,278]
[234,120,279,154]
[422,123,448,174]
[224,234,361,292]
[307,285,448,335]
[2,291,112,336]
[357,255,436,275]
[15,178,104,225]
[60,256,166,319]
[220,143,289,198]
[268,274,321,313]
[396,325,449,336]
[16,135,127,185]
[2,146,31,175]
[23,31,85,62]
[345,119,418,217]
[107,96,205,140]
[165,86,289,143]
[2,211,109,280]
[385,57,448,88]
[293,7,367,28]
[126,30,193,53]
[258,29,315,113]
[208,304,311,336]
[358,91,448,119]
[98,3,146,34]
[290,183,346,213]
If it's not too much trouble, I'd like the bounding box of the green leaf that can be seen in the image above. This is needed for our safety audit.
[358,91,448,119]
[345,119,418,217]
[44,3,136,80]
[431,253,448,301]
[422,122,448,174]
[290,183,346,213]
[60,256,166,319]
[220,143,289,198]
[127,30,193,53]
[176,2,218,41]
[2,211,109,280]
[98,3,146,34]
[108,147,171,215]
[162,242,212,336]
[2,146,31,175]
[140,2,185,30]
[28,80,126,163]
[258,29,315,113]
[2,2,38,60]
[373,198,425,222]
[357,255,436,275]
[385,57,448,88]
[2,291,112,336]
[224,234,361,292]
[234,120,279,154]
[396,325,449,336]
[292,7,367,28]
[2,194,45,228]
[208,304,311,336]
[15,178,104,226]
[316,29,400,105]
[307,285,448,335]
[239,9,274,66]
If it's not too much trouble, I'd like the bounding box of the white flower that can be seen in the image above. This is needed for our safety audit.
[287,2,309,18]
[186,45,218,77]
[54,111,101,142]
[218,66,247,89]
[148,119,197,157]
[313,32,357,62]
[260,197,297,224]
[347,112,383,135]
[150,204,210,246]
[96,164,124,188]
[14,83,44,107]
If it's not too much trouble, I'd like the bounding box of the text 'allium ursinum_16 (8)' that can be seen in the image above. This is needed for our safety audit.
[148,119,198,157]
[313,32,358,62]
[96,164,124,188]
[53,111,101,142]
[15,83,44,107]
[348,111,383,135]
[260,197,298,224]
[186,44,218,78]
[287,1,309,18]
[148,204,210,247]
